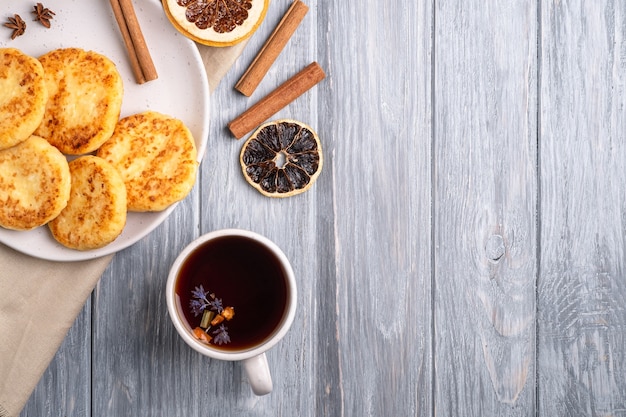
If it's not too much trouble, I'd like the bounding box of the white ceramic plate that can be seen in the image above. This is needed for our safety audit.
[0,0,210,261]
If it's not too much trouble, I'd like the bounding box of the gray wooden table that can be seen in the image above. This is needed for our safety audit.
[21,0,626,416]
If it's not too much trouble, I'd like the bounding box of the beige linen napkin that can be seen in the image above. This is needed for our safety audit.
[0,42,246,417]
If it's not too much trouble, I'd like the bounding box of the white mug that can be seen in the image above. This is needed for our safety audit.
[166,229,297,395]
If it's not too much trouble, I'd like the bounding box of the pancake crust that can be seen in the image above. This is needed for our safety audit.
[49,156,127,250]
[0,48,48,151]
[35,48,123,155]
[97,111,198,212]
[0,135,70,230]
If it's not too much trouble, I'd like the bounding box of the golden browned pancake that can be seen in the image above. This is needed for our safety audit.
[48,155,127,250]
[0,48,48,151]
[0,135,70,230]
[97,111,198,212]
[35,48,123,155]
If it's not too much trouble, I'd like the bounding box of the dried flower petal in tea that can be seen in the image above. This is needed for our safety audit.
[189,285,235,346]
[212,324,231,345]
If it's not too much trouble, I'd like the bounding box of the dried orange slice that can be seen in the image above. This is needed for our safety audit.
[240,119,323,197]
[163,0,269,47]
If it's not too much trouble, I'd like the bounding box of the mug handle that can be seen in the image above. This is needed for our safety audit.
[242,353,273,395]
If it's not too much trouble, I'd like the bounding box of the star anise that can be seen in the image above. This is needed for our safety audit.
[32,2,55,28]
[4,14,26,40]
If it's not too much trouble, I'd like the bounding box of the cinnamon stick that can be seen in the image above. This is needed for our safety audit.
[109,0,143,83]
[109,0,158,84]
[228,62,326,139]
[235,0,309,96]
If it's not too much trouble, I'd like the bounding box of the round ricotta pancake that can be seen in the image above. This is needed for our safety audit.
[0,135,70,230]
[35,48,123,155]
[97,111,198,212]
[49,156,127,250]
[0,48,48,151]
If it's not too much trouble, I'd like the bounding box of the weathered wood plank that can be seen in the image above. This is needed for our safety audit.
[90,190,202,416]
[434,1,538,415]
[325,0,433,415]
[538,2,626,415]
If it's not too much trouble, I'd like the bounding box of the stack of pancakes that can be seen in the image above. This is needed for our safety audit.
[0,47,198,250]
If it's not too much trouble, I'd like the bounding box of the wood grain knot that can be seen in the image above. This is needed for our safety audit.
[485,234,505,263]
